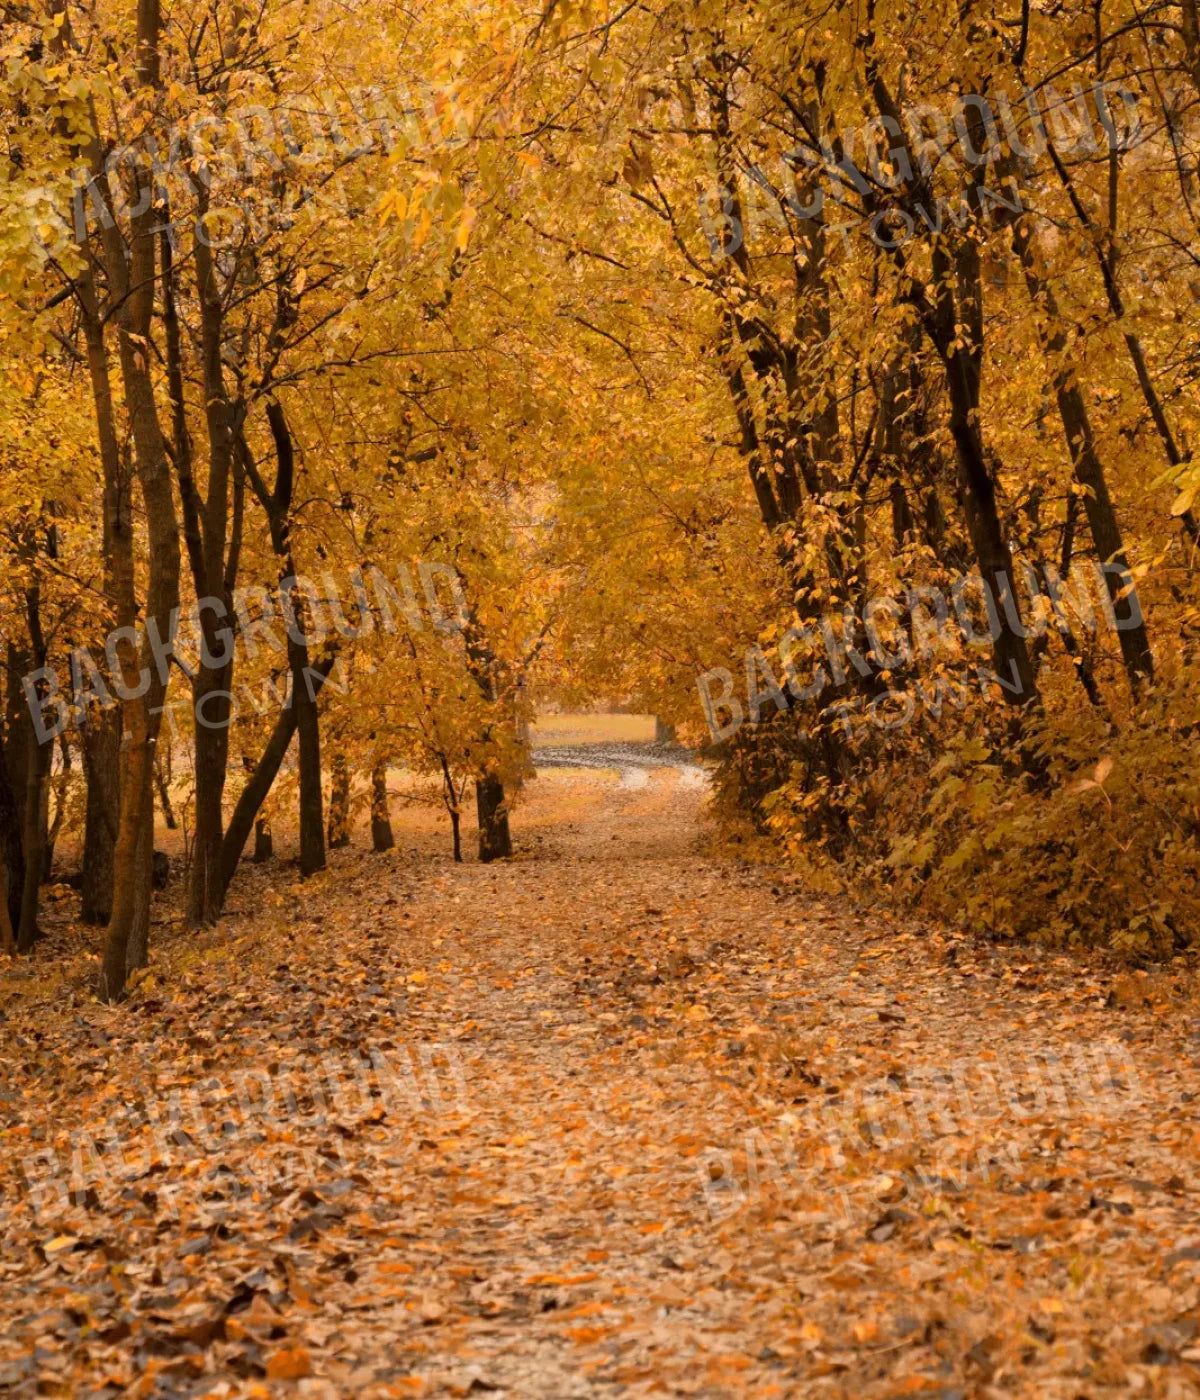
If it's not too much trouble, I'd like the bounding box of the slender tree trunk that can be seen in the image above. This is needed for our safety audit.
[913,240,1039,706]
[155,751,177,830]
[290,624,326,876]
[239,406,327,882]
[43,733,70,882]
[0,851,12,952]
[80,709,119,923]
[17,587,49,952]
[0,742,25,938]
[476,775,512,862]
[124,775,155,975]
[253,817,274,862]
[328,754,351,849]
[188,674,230,922]
[1012,220,1153,690]
[16,723,49,952]
[218,654,338,900]
[439,755,463,863]
[0,850,13,955]
[98,323,181,996]
[370,763,394,852]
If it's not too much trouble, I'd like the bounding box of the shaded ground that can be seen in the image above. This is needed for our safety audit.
[2,759,1200,1397]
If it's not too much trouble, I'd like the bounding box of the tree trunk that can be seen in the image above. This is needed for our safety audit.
[328,754,351,849]
[125,775,155,975]
[155,751,177,830]
[911,240,1039,707]
[43,733,70,882]
[253,817,274,862]
[218,654,338,900]
[476,775,512,862]
[0,850,13,955]
[0,742,25,938]
[1012,219,1153,691]
[17,586,50,952]
[291,627,326,877]
[370,763,394,852]
[654,717,677,744]
[188,672,230,923]
[16,723,49,952]
[80,708,119,924]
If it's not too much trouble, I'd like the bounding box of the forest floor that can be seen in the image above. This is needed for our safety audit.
[3,751,1200,1398]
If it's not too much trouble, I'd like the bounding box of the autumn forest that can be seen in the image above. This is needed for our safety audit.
[3,0,1200,1394]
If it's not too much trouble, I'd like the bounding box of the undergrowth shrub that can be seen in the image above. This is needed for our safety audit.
[711,662,1200,958]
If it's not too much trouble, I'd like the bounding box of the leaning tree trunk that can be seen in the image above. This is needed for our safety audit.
[218,655,337,901]
[476,775,512,862]
[154,751,177,829]
[370,763,394,852]
[922,240,1039,706]
[1012,219,1153,691]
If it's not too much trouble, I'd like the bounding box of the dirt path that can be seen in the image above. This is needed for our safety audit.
[2,764,1199,1397]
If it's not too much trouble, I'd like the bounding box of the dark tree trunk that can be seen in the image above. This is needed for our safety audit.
[291,628,326,876]
[80,708,119,923]
[253,817,273,862]
[1012,219,1154,691]
[188,671,230,923]
[476,775,512,862]
[328,754,351,849]
[155,752,177,829]
[0,849,13,954]
[125,775,155,975]
[0,742,25,937]
[218,654,338,900]
[16,724,49,952]
[16,587,49,952]
[239,404,327,882]
[370,763,394,852]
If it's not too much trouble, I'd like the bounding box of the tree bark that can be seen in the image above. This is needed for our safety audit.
[239,404,327,880]
[0,739,25,938]
[253,817,274,862]
[80,708,119,923]
[0,850,13,955]
[291,621,326,876]
[476,775,512,862]
[218,653,338,900]
[16,722,49,952]
[370,763,394,852]
[16,586,49,952]
[1012,218,1153,690]
[328,754,351,848]
[124,775,155,975]
[154,751,177,830]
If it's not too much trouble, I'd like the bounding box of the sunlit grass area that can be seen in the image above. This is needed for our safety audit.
[529,712,657,745]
